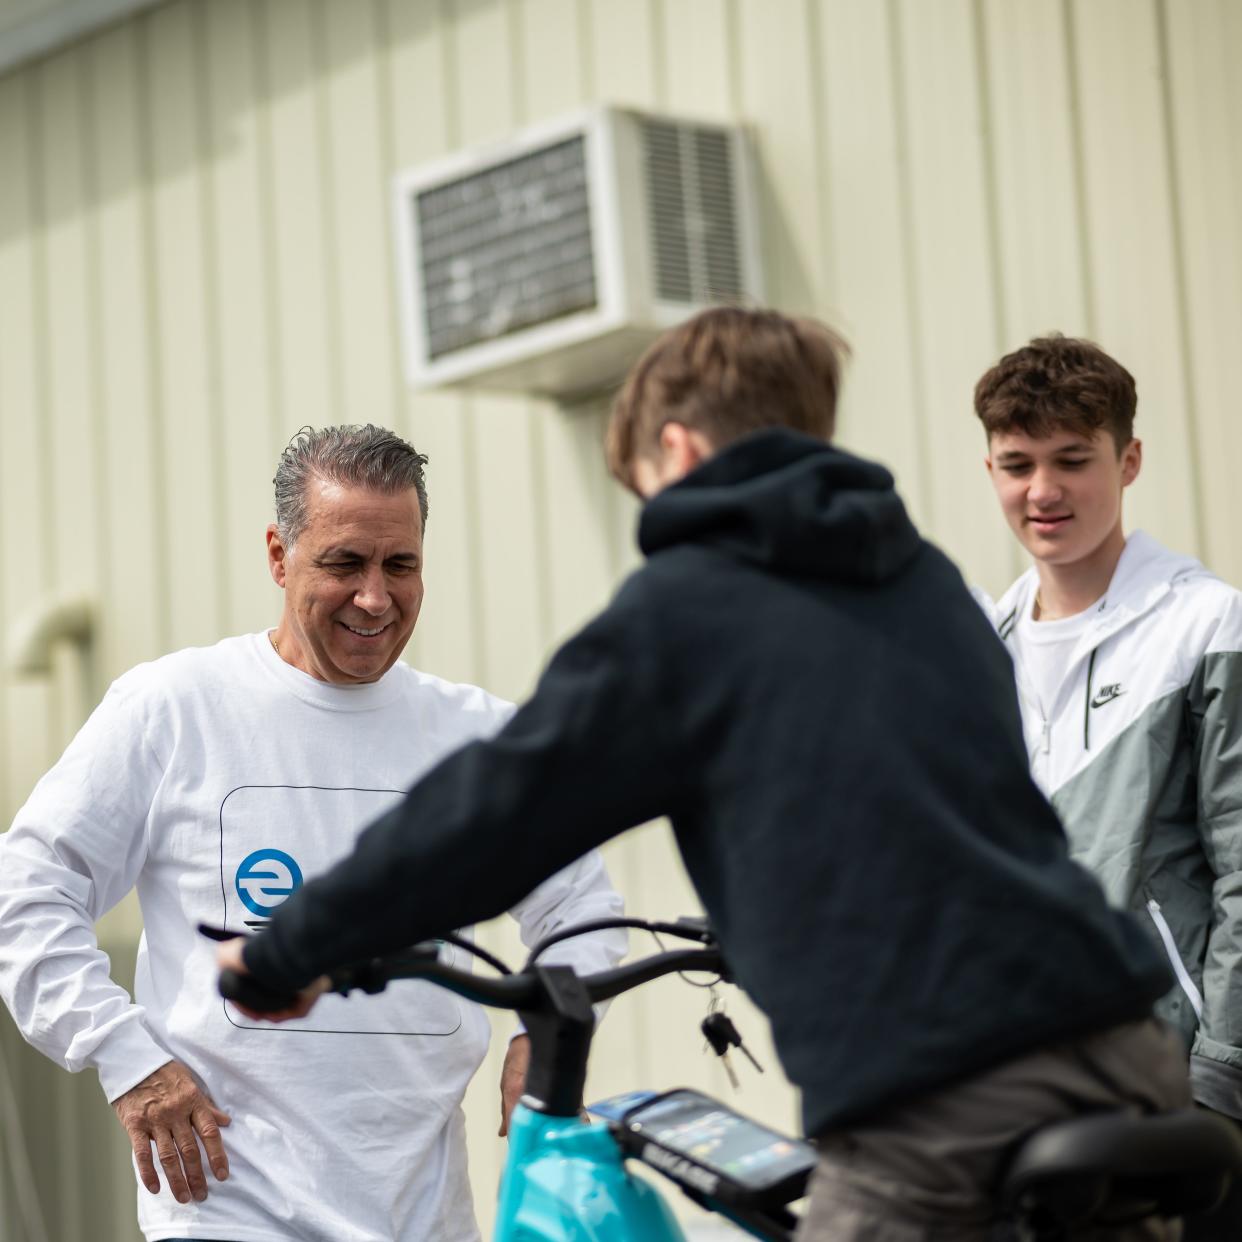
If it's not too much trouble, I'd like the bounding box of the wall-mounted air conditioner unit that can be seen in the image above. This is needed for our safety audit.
[393,106,763,398]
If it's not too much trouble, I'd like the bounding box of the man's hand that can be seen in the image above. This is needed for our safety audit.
[214,936,330,1022]
[112,1061,231,1203]
[498,1034,531,1136]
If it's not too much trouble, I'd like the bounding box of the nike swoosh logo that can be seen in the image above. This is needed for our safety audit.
[1090,688,1125,709]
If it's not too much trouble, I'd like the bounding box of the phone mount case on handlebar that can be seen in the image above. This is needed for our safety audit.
[599,1087,817,1212]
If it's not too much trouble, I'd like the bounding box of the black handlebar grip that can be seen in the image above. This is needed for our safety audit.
[218,968,299,1013]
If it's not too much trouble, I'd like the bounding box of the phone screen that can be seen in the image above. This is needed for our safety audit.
[628,1090,816,1192]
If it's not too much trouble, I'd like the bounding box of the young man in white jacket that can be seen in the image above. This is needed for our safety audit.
[0,425,625,1242]
[974,335,1242,1240]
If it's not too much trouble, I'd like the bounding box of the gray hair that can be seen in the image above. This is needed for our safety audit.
[273,424,429,547]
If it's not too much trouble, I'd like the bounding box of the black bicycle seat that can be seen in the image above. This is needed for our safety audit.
[998,1108,1242,1231]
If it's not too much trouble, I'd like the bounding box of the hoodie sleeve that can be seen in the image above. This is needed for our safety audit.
[464,695,630,1004]
[1187,591,1242,1107]
[246,582,678,991]
[0,684,174,1102]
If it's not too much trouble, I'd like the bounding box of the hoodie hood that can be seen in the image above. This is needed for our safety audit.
[638,428,922,583]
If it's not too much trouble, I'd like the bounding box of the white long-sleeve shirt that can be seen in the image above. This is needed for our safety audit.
[0,633,626,1241]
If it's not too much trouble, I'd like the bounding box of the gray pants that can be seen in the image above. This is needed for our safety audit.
[796,1018,1191,1241]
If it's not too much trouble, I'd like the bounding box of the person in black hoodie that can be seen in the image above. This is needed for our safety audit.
[222,307,1188,1239]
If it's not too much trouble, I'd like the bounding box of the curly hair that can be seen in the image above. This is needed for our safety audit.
[974,334,1136,450]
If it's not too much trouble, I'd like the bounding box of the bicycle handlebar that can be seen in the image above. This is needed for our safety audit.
[215,931,724,1016]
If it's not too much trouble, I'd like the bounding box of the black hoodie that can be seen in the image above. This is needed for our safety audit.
[248,430,1171,1136]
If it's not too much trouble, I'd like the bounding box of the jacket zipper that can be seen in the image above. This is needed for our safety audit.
[1146,897,1203,1020]
[1082,647,1098,751]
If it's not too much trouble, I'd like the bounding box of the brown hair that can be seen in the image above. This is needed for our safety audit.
[973,334,1136,451]
[605,306,850,491]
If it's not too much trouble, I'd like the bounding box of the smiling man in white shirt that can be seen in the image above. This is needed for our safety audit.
[0,424,625,1242]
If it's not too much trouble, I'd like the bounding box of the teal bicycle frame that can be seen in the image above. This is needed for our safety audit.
[495,1104,688,1241]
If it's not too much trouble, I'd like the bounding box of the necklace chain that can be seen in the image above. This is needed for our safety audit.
[268,630,281,658]
[1035,589,1099,623]
[1034,589,1070,622]
[1034,589,1061,622]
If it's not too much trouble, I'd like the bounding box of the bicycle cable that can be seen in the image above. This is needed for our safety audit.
[440,931,511,975]
[523,916,722,982]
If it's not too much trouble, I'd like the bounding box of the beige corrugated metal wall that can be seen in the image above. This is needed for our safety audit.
[0,1,1239,1238]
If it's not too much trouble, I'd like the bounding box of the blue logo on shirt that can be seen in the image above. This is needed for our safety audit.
[235,849,304,916]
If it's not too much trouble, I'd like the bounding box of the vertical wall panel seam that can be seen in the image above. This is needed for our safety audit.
[885,0,935,522]
[1061,0,1097,338]
[599,406,627,579]
[506,0,525,122]
[576,0,596,99]
[507,0,557,654]
[61,47,85,1191]
[193,0,231,637]
[253,3,287,465]
[970,0,1007,353]
[440,2,487,685]
[80,36,111,707]
[723,0,742,116]
[649,0,668,108]
[135,11,173,655]
[0,467,5,815]
[438,0,462,149]
[1225,0,1242,311]
[459,399,489,686]
[27,66,61,756]
[803,0,837,311]
[0,1031,51,1239]
[586,0,650,578]
[527,412,555,650]
[27,68,54,592]
[971,0,1025,582]
[0,80,20,822]
[370,0,406,431]
[1153,0,1206,557]
[0,74,11,824]
[310,0,346,422]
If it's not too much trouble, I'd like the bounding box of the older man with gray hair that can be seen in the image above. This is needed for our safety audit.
[0,424,625,1242]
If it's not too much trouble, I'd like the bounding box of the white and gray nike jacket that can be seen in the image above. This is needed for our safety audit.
[984,531,1242,1116]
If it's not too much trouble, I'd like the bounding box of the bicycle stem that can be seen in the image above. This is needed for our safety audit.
[519,965,597,1117]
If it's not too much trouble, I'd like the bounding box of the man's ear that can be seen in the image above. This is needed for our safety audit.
[984,452,994,478]
[1121,438,1142,488]
[266,525,288,588]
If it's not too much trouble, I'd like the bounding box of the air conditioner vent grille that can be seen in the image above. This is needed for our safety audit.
[394,106,762,393]
[642,120,744,305]
[415,136,598,359]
